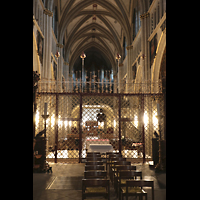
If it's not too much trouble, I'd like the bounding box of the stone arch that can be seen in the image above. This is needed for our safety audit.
[134,65,143,93]
[151,30,166,93]
[58,0,131,45]
[33,32,41,74]
[69,41,115,73]
[65,22,122,62]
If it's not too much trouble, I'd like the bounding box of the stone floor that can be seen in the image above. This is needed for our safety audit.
[33,162,166,200]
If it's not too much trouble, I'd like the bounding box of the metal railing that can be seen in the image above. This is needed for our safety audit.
[37,79,162,94]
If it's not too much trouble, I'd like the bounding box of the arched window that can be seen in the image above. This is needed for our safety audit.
[137,1,141,30]
[149,0,153,6]
[132,0,141,41]
[52,5,58,38]
[132,8,136,39]
[62,37,65,57]
[123,36,127,60]
[163,0,166,13]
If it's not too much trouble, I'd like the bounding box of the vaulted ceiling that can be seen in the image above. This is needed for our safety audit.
[48,0,146,74]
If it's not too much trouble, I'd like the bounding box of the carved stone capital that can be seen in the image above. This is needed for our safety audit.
[56,43,64,48]
[43,9,53,17]
[140,12,149,19]
[126,45,133,50]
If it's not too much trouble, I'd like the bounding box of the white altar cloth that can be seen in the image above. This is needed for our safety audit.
[88,144,114,154]
[86,139,109,150]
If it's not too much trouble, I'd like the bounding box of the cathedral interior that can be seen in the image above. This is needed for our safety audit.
[33,1,166,199]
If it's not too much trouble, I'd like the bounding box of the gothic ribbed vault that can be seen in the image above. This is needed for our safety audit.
[44,0,147,74]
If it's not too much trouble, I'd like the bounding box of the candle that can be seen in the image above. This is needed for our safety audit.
[157,103,160,116]
[44,103,48,115]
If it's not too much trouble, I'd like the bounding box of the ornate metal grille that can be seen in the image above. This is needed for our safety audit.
[35,92,164,163]
[56,94,80,162]
[35,93,56,162]
[120,95,143,159]
[82,94,119,156]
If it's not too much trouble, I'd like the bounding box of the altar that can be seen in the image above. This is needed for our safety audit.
[88,144,114,153]
[85,138,109,150]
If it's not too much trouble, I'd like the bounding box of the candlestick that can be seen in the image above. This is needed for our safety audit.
[44,103,47,115]
[157,103,160,116]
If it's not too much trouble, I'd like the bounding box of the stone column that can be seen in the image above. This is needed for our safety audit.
[56,43,64,92]
[69,74,73,92]
[126,45,133,93]
[116,54,121,93]
[42,13,48,80]
[47,12,52,81]
[63,62,69,80]
[43,9,53,91]
[63,61,69,92]
[140,12,150,92]
[118,63,123,93]
[113,75,117,93]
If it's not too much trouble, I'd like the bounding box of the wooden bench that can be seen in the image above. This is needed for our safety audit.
[120,180,153,200]
[82,179,110,200]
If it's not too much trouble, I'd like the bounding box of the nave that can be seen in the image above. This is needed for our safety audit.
[33,155,166,200]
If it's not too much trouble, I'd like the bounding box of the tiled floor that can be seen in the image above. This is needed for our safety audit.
[33,162,166,200]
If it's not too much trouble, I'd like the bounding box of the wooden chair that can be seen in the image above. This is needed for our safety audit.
[114,165,139,196]
[86,153,101,157]
[110,161,131,183]
[86,157,102,162]
[108,153,122,159]
[106,152,120,156]
[114,164,136,176]
[108,153,121,160]
[115,165,136,179]
[85,165,104,171]
[85,161,103,165]
[82,179,110,200]
[121,180,154,200]
[106,153,121,171]
[87,152,101,155]
[108,157,126,174]
[105,152,120,169]
[84,171,107,179]
[111,162,133,188]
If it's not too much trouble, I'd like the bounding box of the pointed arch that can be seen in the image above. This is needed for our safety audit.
[151,30,166,92]
[65,22,121,60]
[134,65,143,93]
[33,32,41,74]
[58,0,130,45]
[69,41,115,73]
